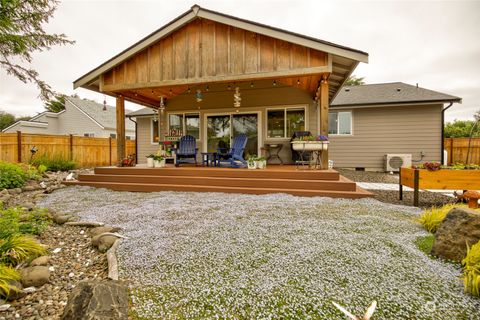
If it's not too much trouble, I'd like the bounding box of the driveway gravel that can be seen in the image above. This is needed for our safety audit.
[39,186,480,319]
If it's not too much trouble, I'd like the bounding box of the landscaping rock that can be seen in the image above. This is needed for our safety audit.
[30,256,51,267]
[90,226,121,237]
[61,280,128,320]
[431,207,480,262]
[20,202,35,211]
[8,188,22,195]
[54,214,75,225]
[6,281,25,301]
[92,234,120,253]
[0,303,11,312]
[20,266,50,287]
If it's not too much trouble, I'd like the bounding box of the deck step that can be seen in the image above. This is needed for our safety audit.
[63,180,373,199]
[77,174,357,191]
[93,167,340,181]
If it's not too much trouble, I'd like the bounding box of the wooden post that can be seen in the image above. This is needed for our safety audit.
[413,169,420,207]
[399,167,403,200]
[16,131,22,163]
[109,137,112,166]
[69,134,73,161]
[319,75,329,169]
[449,138,454,165]
[116,96,126,166]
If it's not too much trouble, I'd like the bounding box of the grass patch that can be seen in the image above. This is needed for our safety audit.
[415,234,434,256]
[0,207,51,238]
[463,240,480,297]
[31,155,76,171]
[418,203,477,233]
[0,264,21,299]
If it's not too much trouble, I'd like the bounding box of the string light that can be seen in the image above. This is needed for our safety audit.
[297,79,300,85]
[250,82,254,88]
[273,80,277,86]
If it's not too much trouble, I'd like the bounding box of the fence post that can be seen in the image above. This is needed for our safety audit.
[69,134,73,161]
[109,137,112,166]
[449,138,454,165]
[16,131,22,163]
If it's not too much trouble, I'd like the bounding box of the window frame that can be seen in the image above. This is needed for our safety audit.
[166,112,200,141]
[328,111,353,136]
[151,118,160,145]
[265,105,308,140]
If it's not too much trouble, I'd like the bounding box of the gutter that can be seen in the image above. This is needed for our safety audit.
[127,117,138,164]
[441,102,454,165]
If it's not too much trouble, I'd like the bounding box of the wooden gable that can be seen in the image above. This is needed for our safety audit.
[100,18,330,97]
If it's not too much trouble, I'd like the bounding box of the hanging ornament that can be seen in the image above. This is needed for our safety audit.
[233,87,241,111]
[159,96,165,111]
[103,95,107,111]
[153,108,158,122]
[196,89,203,103]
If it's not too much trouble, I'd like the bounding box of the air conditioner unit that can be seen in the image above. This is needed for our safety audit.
[385,154,412,172]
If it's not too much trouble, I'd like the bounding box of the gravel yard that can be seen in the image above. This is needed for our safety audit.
[338,169,456,208]
[39,186,480,319]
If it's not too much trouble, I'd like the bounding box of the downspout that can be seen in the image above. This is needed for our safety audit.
[128,116,138,164]
[441,102,453,165]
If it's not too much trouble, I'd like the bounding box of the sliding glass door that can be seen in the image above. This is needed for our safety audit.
[206,113,258,157]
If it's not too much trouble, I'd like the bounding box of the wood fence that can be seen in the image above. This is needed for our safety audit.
[444,138,480,165]
[0,132,136,167]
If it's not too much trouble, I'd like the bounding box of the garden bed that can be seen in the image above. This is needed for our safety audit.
[400,167,480,206]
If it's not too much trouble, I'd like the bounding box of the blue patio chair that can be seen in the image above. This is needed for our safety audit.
[175,135,198,166]
[216,134,248,167]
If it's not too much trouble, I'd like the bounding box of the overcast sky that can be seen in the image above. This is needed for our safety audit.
[0,0,479,121]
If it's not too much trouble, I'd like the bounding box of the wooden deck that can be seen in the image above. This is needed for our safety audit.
[64,165,373,199]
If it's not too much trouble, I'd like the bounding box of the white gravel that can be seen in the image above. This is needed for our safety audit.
[39,186,480,319]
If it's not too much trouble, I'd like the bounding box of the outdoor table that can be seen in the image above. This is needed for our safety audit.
[264,143,283,164]
[201,152,217,167]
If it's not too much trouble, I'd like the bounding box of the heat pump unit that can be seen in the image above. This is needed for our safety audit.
[385,154,412,172]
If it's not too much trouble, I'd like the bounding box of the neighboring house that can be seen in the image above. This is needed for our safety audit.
[127,82,460,171]
[2,97,136,139]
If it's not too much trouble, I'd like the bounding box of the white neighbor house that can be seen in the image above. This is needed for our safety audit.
[3,97,136,139]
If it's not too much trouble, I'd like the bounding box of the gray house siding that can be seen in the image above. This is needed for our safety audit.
[328,104,443,170]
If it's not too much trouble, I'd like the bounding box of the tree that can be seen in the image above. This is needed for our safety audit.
[444,120,480,138]
[475,110,480,121]
[44,94,65,113]
[344,75,365,86]
[0,111,15,130]
[0,0,74,100]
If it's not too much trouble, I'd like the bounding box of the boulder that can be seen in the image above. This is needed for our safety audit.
[8,188,22,195]
[53,214,75,225]
[20,266,50,287]
[92,234,120,253]
[61,280,128,320]
[431,207,480,262]
[30,256,51,267]
[90,226,121,237]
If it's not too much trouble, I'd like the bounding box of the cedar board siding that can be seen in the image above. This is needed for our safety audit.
[135,86,317,164]
[329,104,443,170]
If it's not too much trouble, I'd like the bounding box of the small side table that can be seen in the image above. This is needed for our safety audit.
[201,152,217,167]
[265,143,283,164]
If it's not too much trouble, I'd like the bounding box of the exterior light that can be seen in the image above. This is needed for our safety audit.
[250,82,254,88]
[196,89,203,102]
[103,95,107,111]
[159,96,165,111]
[273,80,277,86]
[234,87,241,109]
[228,84,231,90]
[297,79,300,85]
[206,85,209,91]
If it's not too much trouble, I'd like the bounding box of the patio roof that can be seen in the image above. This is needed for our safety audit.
[74,5,368,105]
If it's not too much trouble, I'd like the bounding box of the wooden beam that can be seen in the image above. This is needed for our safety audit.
[102,66,330,92]
[116,96,126,166]
[319,75,329,169]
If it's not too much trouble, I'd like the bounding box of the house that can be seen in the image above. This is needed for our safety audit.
[329,82,461,170]
[2,97,136,139]
[126,82,461,170]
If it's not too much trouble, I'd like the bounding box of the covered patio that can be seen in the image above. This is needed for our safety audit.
[71,5,371,198]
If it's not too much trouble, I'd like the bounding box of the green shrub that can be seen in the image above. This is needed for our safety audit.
[0,234,46,266]
[0,264,21,299]
[0,161,27,189]
[0,207,51,239]
[418,204,476,233]
[37,164,47,174]
[463,240,480,297]
[31,155,76,171]
[415,234,434,256]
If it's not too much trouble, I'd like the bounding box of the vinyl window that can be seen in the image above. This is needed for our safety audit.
[329,111,352,135]
[267,107,305,139]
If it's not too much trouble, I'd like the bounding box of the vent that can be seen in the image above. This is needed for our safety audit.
[385,154,412,172]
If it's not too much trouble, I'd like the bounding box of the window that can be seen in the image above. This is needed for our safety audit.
[267,108,305,139]
[152,119,159,143]
[329,111,352,135]
[84,133,94,137]
[167,113,200,139]
[109,133,117,139]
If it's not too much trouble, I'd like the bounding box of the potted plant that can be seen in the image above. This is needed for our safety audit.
[247,155,257,170]
[256,156,267,169]
[146,154,155,168]
[154,155,165,168]
[291,135,329,151]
